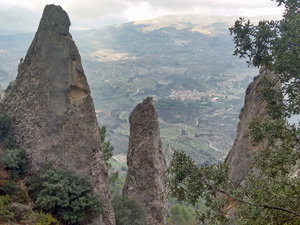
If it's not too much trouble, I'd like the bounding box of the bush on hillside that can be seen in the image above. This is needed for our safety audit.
[0,182,17,196]
[167,204,194,225]
[2,148,27,179]
[32,213,59,225]
[0,196,15,223]
[3,135,18,150]
[28,165,103,224]
[0,114,12,139]
[112,195,148,225]
[2,148,26,178]
[0,114,27,179]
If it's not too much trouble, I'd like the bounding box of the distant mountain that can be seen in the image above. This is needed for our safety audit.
[130,14,282,33]
[0,32,34,84]
[0,14,274,164]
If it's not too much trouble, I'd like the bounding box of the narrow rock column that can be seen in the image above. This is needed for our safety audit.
[1,5,115,225]
[123,97,168,225]
[225,67,273,186]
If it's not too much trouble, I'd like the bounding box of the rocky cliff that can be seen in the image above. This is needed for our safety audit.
[123,97,168,225]
[1,5,115,225]
[0,85,5,102]
[225,67,272,186]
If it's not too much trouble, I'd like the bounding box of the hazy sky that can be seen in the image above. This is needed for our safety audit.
[0,0,284,30]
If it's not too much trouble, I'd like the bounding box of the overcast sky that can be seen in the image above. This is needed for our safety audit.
[0,0,284,31]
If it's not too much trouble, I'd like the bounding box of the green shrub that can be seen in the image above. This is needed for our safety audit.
[25,212,59,225]
[3,135,18,149]
[0,182,17,195]
[167,204,194,225]
[16,188,31,204]
[28,165,103,224]
[0,196,14,223]
[35,213,59,225]
[0,182,31,204]
[0,115,27,179]
[98,125,114,169]
[112,195,148,225]
[0,114,12,139]
[2,148,27,178]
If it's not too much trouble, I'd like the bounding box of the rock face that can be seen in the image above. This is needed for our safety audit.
[225,67,272,186]
[0,85,5,102]
[123,97,168,225]
[1,5,115,225]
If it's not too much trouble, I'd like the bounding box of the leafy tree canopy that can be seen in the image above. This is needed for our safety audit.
[28,165,103,224]
[169,0,300,224]
[0,114,12,140]
[99,125,114,169]
[229,0,300,117]
[98,125,119,187]
[112,195,148,225]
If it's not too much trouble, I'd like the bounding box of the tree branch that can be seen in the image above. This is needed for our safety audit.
[287,42,300,48]
[202,175,300,218]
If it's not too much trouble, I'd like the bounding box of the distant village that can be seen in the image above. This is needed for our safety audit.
[169,89,226,102]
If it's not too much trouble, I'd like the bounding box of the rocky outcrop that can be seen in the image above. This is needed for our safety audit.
[1,5,114,225]
[225,67,272,187]
[0,85,5,102]
[123,97,168,225]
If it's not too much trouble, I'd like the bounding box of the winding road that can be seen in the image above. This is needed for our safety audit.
[131,88,140,96]
[204,138,226,154]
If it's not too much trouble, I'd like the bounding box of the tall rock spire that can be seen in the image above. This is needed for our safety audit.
[225,67,272,186]
[123,97,168,225]
[1,5,115,225]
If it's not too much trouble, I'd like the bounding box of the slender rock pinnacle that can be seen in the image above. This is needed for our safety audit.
[225,67,273,187]
[123,97,168,225]
[1,5,115,225]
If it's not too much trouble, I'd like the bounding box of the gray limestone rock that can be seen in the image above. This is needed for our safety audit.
[225,67,273,187]
[1,5,115,225]
[0,85,5,102]
[123,97,168,225]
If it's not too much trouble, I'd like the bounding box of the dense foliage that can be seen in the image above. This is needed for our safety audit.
[0,114,12,140]
[169,0,300,224]
[2,147,26,179]
[99,125,119,187]
[169,151,231,224]
[0,193,59,224]
[99,126,114,169]
[28,165,103,224]
[167,204,195,225]
[0,114,27,179]
[0,196,14,222]
[112,195,148,225]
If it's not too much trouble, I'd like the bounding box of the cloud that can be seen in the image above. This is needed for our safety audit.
[0,5,40,30]
[66,0,130,19]
[64,0,282,22]
[147,0,278,9]
[0,0,283,30]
